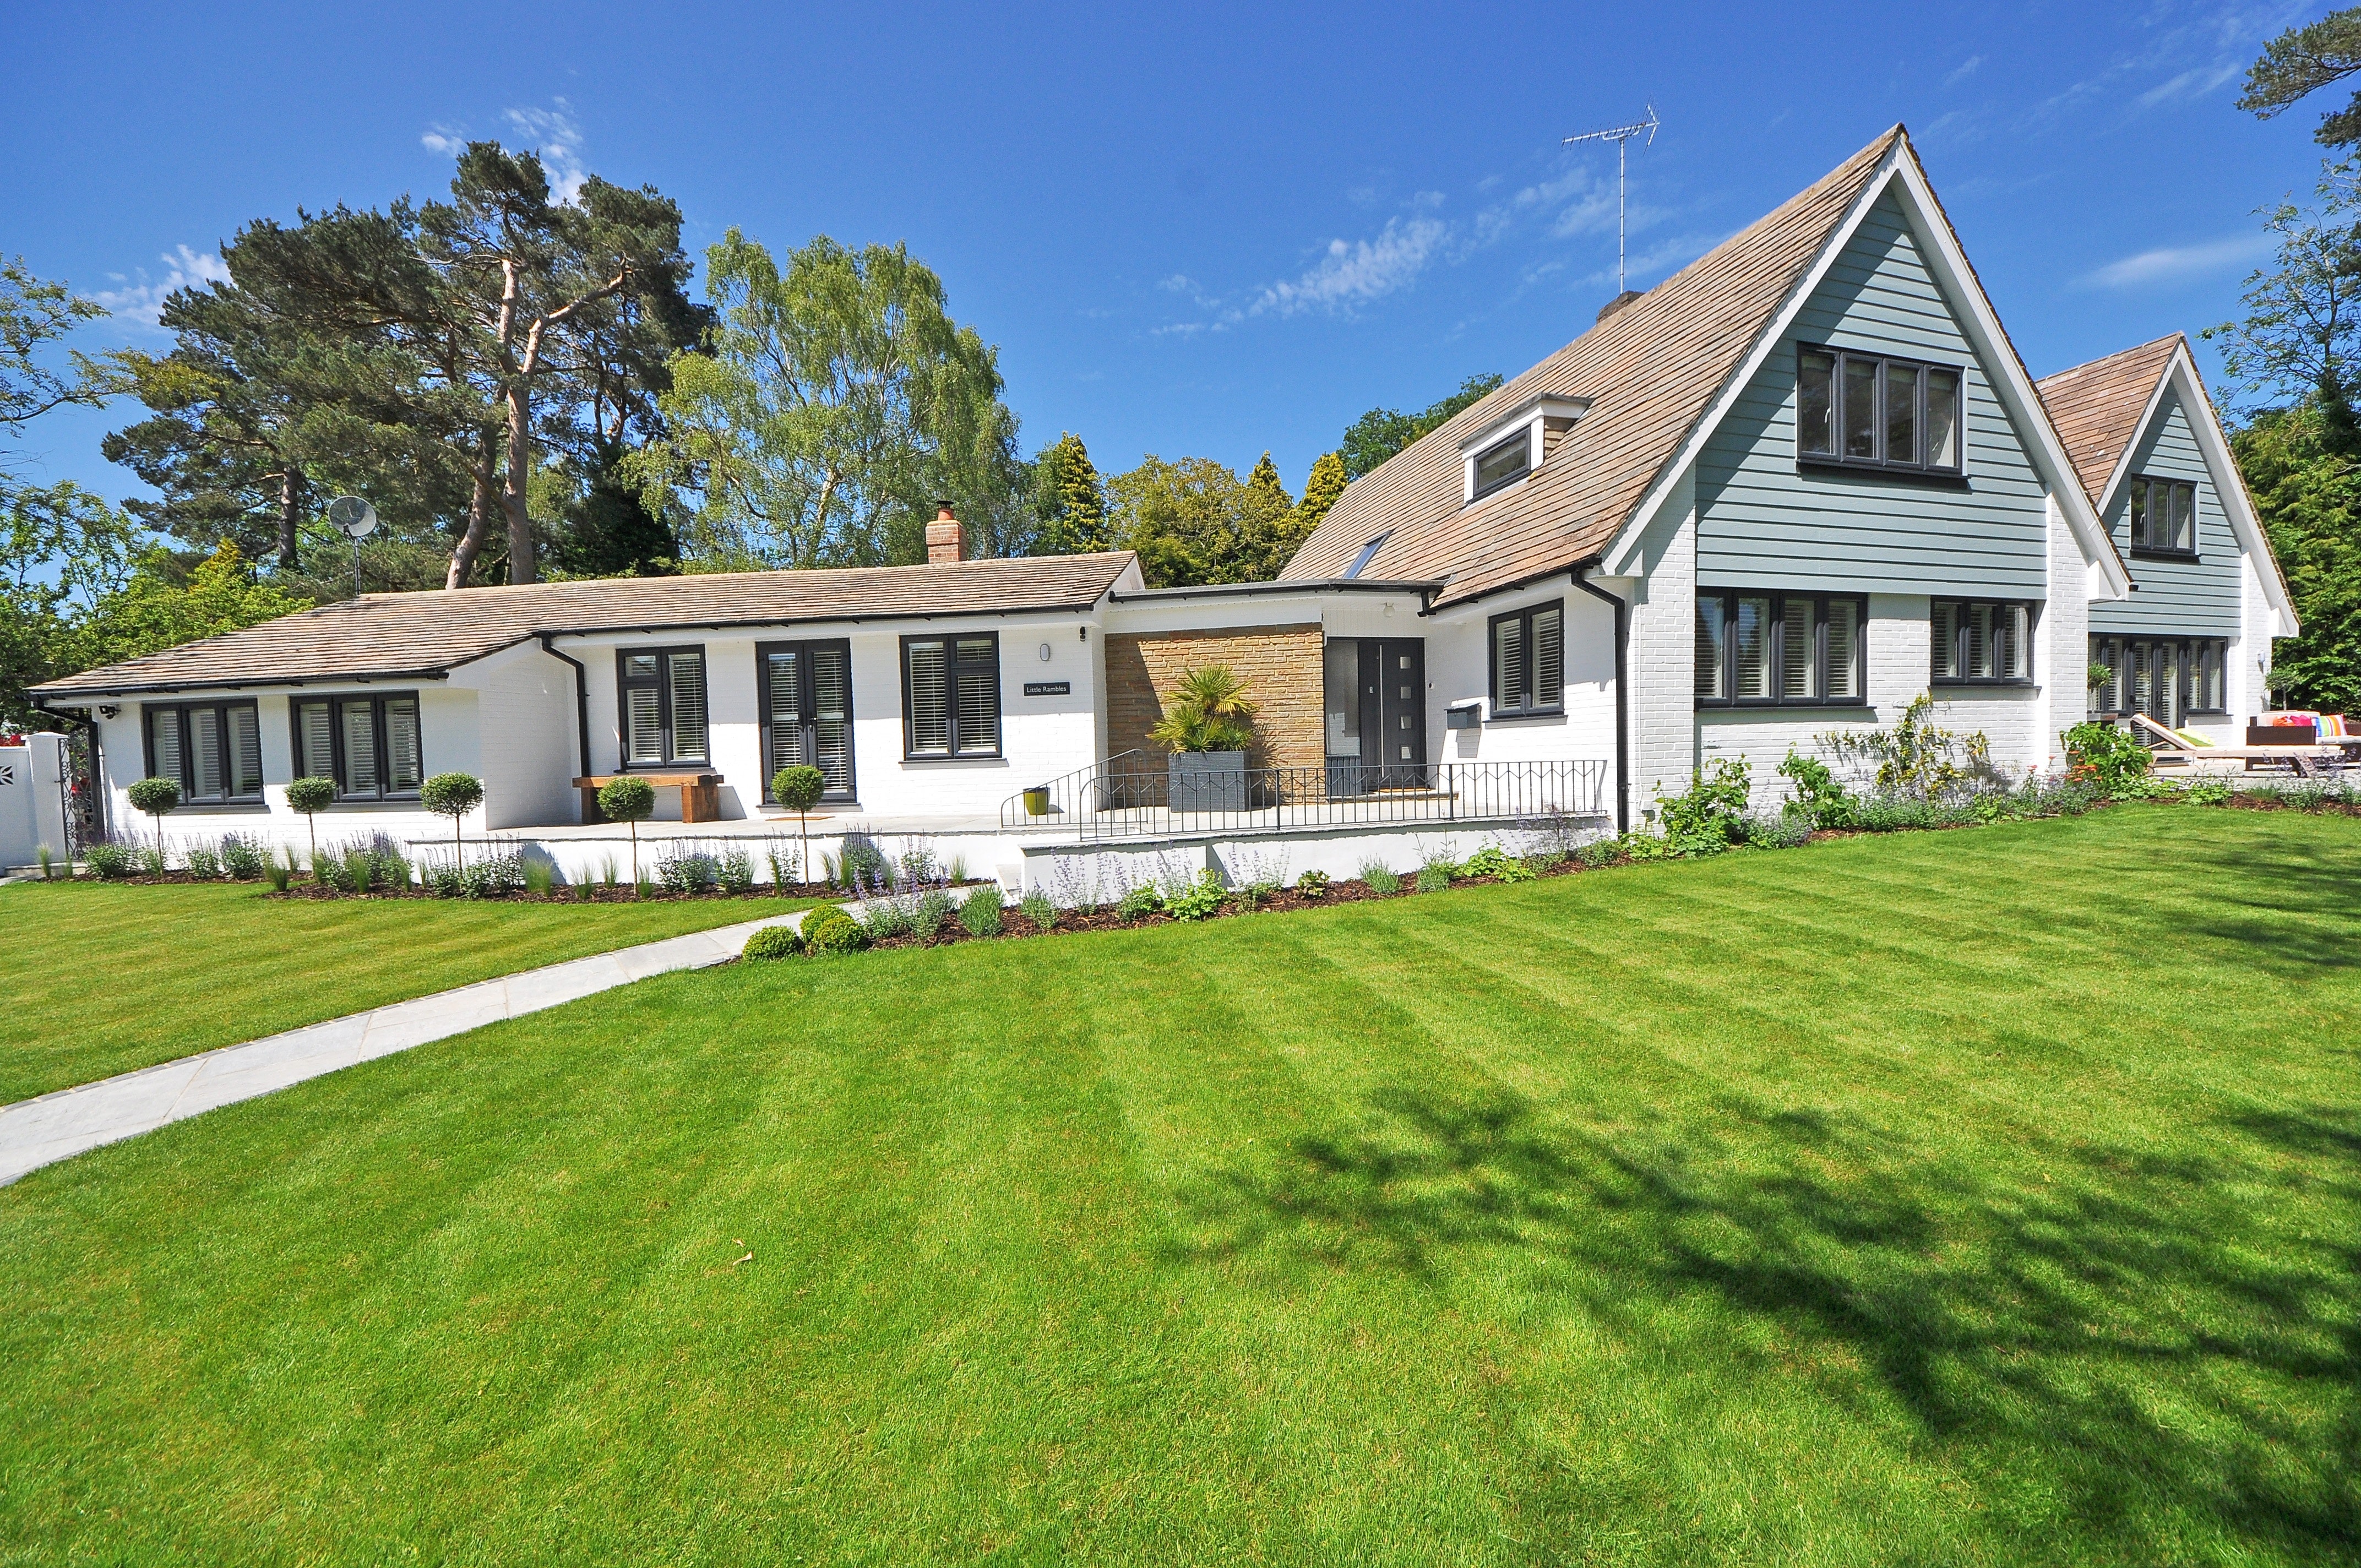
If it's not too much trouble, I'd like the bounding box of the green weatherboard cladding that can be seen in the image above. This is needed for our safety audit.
[1696,191,2052,598]
[2088,389,2242,637]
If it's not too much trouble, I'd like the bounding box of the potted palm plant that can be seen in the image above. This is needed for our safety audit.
[1150,664,1259,812]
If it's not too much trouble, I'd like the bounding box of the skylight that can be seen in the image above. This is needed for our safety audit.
[1342,533,1388,579]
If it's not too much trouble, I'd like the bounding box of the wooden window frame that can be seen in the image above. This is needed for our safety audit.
[755,639,858,802]
[1794,343,1966,477]
[1929,600,2037,687]
[614,646,709,769]
[141,698,266,804]
[1488,600,1566,719]
[1694,590,1869,709]
[2126,474,2200,560]
[287,691,425,802]
[900,631,1002,761]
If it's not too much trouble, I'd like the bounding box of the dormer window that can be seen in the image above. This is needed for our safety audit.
[1471,433,1532,499]
[1458,396,1588,505]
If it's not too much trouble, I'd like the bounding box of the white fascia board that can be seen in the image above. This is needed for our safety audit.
[1601,145,2132,603]
[2127,344,2300,637]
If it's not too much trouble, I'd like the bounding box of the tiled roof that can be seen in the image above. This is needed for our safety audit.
[1282,128,1905,607]
[2036,334,2183,508]
[32,552,1139,698]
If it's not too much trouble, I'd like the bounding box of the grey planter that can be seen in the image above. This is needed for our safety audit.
[1168,749,1248,812]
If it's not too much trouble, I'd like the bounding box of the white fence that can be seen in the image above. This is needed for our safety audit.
[0,734,71,873]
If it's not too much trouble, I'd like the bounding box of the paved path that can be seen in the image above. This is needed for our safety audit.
[0,909,817,1187]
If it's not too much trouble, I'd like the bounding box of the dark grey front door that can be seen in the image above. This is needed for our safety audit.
[1359,639,1427,788]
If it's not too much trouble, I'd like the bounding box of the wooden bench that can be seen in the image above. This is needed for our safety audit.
[573,772,722,824]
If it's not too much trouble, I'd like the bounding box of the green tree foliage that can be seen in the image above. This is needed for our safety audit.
[1106,454,1301,587]
[2205,156,2361,444]
[2,257,112,451]
[2232,404,2361,709]
[1030,432,1109,555]
[1339,373,1502,480]
[2240,8,2361,146]
[629,231,1029,571]
[1146,664,1259,754]
[74,540,313,676]
[1296,450,1348,538]
[2,483,135,728]
[418,143,700,586]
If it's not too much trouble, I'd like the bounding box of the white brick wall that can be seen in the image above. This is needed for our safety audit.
[1625,468,1699,814]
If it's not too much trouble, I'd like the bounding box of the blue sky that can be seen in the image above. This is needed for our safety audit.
[2,0,2337,509]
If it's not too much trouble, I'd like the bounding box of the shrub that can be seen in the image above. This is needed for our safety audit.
[1652,758,1751,856]
[1740,812,1812,849]
[913,888,958,940]
[1461,845,1535,883]
[220,835,265,880]
[961,884,1005,937]
[1414,861,1454,892]
[836,833,889,892]
[184,845,223,880]
[1295,869,1331,899]
[742,924,802,962]
[137,845,168,878]
[421,772,485,873]
[426,853,525,900]
[1821,695,1995,799]
[1358,859,1401,895]
[126,775,179,858]
[2181,778,2234,807]
[771,764,825,888]
[1165,869,1227,921]
[802,905,869,955]
[1115,882,1163,923]
[597,775,657,886]
[284,776,336,867]
[2062,721,2153,799]
[718,846,756,896]
[1147,664,1259,755]
[1776,750,1858,830]
[263,857,293,891]
[1577,837,1622,870]
[524,858,558,897]
[1019,888,1057,932]
[658,847,720,894]
[86,842,133,880]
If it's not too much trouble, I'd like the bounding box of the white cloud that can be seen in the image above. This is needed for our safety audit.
[2137,58,2244,106]
[421,127,464,155]
[1250,214,1450,317]
[88,244,231,326]
[1945,54,1984,86]
[2084,232,2272,287]
[505,99,588,203]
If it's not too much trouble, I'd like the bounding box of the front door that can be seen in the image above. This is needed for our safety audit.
[1359,639,1427,788]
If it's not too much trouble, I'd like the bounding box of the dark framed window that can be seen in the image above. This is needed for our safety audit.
[617,647,708,767]
[2127,475,2198,557]
[143,700,264,803]
[1796,345,1963,474]
[2088,634,2224,721]
[758,640,855,801]
[902,633,1000,759]
[1489,601,1565,718]
[1470,430,1532,500]
[1694,591,1866,706]
[1930,600,2034,685]
[290,692,423,801]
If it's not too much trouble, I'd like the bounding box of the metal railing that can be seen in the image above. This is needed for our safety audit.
[1001,752,1610,842]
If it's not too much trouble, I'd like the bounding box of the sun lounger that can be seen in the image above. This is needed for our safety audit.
[2128,713,2338,777]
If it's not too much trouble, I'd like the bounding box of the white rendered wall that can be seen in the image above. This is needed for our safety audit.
[458,640,580,829]
[0,734,69,869]
[1421,589,1618,770]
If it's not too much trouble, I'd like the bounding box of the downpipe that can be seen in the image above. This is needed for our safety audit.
[1570,568,1631,835]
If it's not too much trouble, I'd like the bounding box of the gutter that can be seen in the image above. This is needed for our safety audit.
[1569,567,1631,836]
[538,634,592,780]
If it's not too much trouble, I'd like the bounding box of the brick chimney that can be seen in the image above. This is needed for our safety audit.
[926,503,963,565]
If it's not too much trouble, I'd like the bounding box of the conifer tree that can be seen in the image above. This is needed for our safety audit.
[1295,450,1348,537]
[1034,432,1108,554]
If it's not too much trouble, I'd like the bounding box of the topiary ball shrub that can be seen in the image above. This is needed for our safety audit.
[801,905,869,955]
[127,776,181,818]
[742,924,802,962]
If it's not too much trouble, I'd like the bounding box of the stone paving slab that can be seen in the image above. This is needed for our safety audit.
[0,908,823,1187]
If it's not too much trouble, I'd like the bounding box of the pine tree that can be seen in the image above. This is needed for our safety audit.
[1296,450,1348,537]
[1033,432,1108,554]
[1245,451,1293,511]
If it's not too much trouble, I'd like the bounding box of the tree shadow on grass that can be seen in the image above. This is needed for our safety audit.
[1166,1084,2361,1560]
[2154,834,2361,981]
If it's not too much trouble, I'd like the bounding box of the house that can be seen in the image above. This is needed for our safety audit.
[28,127,2292,891]
[2037,335,2298,737]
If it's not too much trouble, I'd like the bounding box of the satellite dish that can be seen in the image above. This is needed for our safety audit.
[326,496,378,540]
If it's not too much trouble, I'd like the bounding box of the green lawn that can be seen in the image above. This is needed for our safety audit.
[2,806,2355,1565]
[0,881,807,1103]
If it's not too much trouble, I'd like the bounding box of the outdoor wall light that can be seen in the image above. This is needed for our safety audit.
[1038,642,1052,662]
[97,705,119,720]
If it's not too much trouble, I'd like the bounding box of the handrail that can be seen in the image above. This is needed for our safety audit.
[1002,754,1609,841]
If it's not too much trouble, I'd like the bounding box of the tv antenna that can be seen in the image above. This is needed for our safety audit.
[325,496,377,597]
[1563,105,1660,297]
